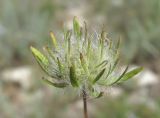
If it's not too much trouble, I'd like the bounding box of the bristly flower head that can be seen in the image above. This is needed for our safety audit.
[30,16,142,98]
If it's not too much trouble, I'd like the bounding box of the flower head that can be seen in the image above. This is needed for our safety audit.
[30,17,142,98]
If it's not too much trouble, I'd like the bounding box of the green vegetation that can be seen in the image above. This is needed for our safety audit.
[31,17,142,118]
[92,0,160,61]
[0,0,159,117]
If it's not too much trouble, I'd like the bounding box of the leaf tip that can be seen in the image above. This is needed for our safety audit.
[50,31,57,47]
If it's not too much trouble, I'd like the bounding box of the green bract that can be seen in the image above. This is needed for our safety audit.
[30,17,143,98]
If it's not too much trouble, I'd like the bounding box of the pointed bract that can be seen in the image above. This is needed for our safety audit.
[109,65,129,85]
[50,31,57,47]
[69,63,79,87]
[93,68,106,84]
[73,16,81,38]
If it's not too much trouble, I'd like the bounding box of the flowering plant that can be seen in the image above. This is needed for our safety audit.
[30,17,142,118]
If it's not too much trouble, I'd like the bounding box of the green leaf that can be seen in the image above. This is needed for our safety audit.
[80,53,89,75]
[30,46,50,73]
[110,56,119,73]
[105,64,112,79]
[50,31,57,47]
[57,57,63,74]
[31,46,49,65]
[93,68,106,84]
[73,16,81,38]
[64,30,72,63]
[67,33,71,55]
[108,65,129,85]
[42,77,68,88]
[66,30,72,55]
[100,30,106,59]
[87,38,91,58]
[118,67,143,83]
[69,63,79,87]
[95,60,108,69]
[105,56,119,79]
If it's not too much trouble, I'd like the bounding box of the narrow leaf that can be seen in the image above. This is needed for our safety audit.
[110,56,119,74]
[64,30,72,63]
[87,38,91,58]
[100,31,105,59]
[73,16,81,38]
[69,63,79,87]
[57,57,63,74]
[95,60,108,68]
[31,46,49,65]
[105,64,112,79]
[68,34,71,55]
[109,65,129,85]
[105,56,119,79]
[50,31,57,47]
[30,46,50,73]
[93,68,106,84]
[80,53,89,75]
[118,67,143,83]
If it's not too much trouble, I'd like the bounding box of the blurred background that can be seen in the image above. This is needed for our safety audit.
[0,0,160,118]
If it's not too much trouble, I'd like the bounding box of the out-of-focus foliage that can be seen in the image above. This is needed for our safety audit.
[95,96,160,118]
[1,0,159,65]
[91,0,160,61]
[0,0,59,67]
[0,77,77,118]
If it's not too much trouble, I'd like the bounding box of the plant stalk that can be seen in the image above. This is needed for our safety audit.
[82,88,88,118]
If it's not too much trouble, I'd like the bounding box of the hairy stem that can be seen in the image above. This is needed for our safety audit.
[82,88,88,118]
